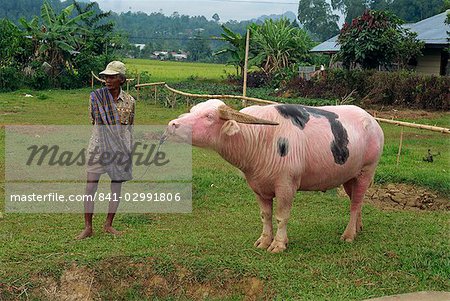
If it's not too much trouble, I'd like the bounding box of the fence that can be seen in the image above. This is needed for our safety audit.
[298,66,316,80]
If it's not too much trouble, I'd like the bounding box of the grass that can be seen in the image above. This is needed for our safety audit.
[0,76,449,300]
[124,58,237,83]
[376,118,450,195]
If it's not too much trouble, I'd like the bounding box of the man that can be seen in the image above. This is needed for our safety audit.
[77,61,135,240]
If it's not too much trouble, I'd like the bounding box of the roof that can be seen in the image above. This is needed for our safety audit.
[310,10,450,53]
[310,35,340,53]
[407,10,449,44]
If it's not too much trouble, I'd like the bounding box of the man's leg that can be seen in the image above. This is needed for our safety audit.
[104,180,123,235]
[77,172,101,239]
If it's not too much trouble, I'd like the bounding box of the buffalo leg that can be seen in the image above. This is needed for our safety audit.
[254,195,274,249]
[267,187,295,253]
[342,178,362,233]
[341,167,374,242]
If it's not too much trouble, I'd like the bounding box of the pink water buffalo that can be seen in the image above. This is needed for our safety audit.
[167,99,384,253]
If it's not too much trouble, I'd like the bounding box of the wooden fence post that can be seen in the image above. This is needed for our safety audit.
[137,73,140,102]
[242,28,250,107]
[396,127,404,166]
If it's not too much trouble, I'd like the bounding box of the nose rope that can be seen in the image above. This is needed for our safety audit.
[132,129,169,181]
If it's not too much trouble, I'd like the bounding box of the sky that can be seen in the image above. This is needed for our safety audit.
[94,0,300,22]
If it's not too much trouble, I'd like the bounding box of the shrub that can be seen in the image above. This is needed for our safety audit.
[24,62,51,90]
[244,71,272,88]
[282,70,450,110]
[0,66,23,91]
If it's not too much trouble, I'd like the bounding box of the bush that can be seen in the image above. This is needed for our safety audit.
[282,70,449,110]
[25,62,51,90]
[244,71,272,88]
[0,66,23,91]
[74,54,115,87]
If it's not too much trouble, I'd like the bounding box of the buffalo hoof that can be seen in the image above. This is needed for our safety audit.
[254,235,273,249]
[340,232,356,242]
[267,239,287,253]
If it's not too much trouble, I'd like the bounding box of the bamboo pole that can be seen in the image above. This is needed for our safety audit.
[242,28,250,107]
[164,84,276,105]
[375,117,450,134]
[137,74,140,102]
[91,73,94,89]
[134,81,450,135]
[396,127,404,166]
[91,71,105,83]
[135,82,166,88]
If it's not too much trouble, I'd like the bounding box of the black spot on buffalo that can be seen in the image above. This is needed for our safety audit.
[277,137,289,157]
[329,119,349,165]
[275,105,310,129]
[275,104,349,165]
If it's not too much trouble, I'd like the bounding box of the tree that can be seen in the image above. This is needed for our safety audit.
[212,13,220,22]
[214,25,250,76]
[338,10,424,69]
[331,0,370,23]
[73,1,115,55]
[186,34,212,61]
[16,0,123,88]
[297,0,340,41]
[370,0,446,22]
[251,18,313,75]
[0,19,32,67]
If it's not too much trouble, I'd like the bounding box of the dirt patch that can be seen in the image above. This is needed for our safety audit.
[34,264,96,301]
[29,257,269,300]
[338,183,449,211]
[0,111,19,115]
[6,125,61,136]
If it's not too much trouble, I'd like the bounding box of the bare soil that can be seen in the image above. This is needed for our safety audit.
[30,258,270,301]
[338,183,449,211]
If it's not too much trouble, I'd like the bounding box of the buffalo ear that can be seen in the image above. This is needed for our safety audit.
[221,120,241,136]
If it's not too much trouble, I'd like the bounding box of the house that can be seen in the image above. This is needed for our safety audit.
[153,51,169,60]
[170,52,188,61]
[310,10,450,76]
[151,51,188,61]
[134,44,146,51]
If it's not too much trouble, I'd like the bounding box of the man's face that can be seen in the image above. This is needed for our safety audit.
[104,74,122,91]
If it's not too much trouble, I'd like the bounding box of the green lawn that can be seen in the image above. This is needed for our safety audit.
[0,82,449,300]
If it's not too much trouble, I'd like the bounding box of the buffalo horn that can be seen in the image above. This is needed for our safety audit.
[218,105,278,125]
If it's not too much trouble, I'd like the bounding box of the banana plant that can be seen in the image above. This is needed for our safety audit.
[19,1,94,77]
[213,25,259,77]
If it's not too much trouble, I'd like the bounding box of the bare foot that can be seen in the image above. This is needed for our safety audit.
[103,225,123,236]
[76,227,93,240]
